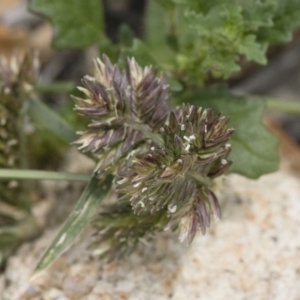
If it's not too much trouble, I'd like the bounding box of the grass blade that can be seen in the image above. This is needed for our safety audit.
[28,99,77,143]
[33,174,112,276]
[0,169,90,182]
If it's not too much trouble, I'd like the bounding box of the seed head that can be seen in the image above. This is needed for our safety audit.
[0,51,39,210]
[73,56,170,171]
[116,104,234,243]
[91,201,167,261]
[0,51,39,96]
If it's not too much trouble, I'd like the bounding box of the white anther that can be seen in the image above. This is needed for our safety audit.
[0,118,6,125]
[168,204,177,213]
[221,159,227,165]
[117,178,127,185]
[185,144,190,152]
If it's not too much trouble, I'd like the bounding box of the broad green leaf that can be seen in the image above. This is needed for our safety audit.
[179,86,279,179]
[33,175,112,275]
[29,0,104,49]
[28,99,77,144]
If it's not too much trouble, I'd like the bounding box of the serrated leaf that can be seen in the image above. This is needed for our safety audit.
[148,0,300,83]
[29,0,104,49]
[238,35,267,64]
[33,175,112,275]
[179,86,279,179]
[241,0,275,31]
[185,5,268,76]
[257,0,300,43]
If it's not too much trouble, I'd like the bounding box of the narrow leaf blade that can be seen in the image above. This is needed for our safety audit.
[33,175,112,275]
[28,99,77,144]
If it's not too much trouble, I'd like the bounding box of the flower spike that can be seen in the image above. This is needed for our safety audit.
[73,56,170,171]
[116,104,234,243]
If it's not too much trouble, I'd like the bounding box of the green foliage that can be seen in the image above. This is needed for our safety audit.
[144,0,300,82]
[13,0,298,269]
[179,86,279,178]
[29,0,104,49]
[256,0,300,42]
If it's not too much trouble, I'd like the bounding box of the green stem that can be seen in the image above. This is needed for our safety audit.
[265,98,300,115]
[36,81,76,94]
[186,171,213,187]
[0,169,90,182]
[128,122,164,146]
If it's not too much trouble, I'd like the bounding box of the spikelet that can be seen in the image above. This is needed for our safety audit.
[73,55,170,172]
[0,52,39,211]
[91,201,167,261]
[116,104,234,244]
[0,51,39,265]
[79,57,235,259]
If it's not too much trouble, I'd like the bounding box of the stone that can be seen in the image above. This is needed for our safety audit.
[1,169,300,299]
